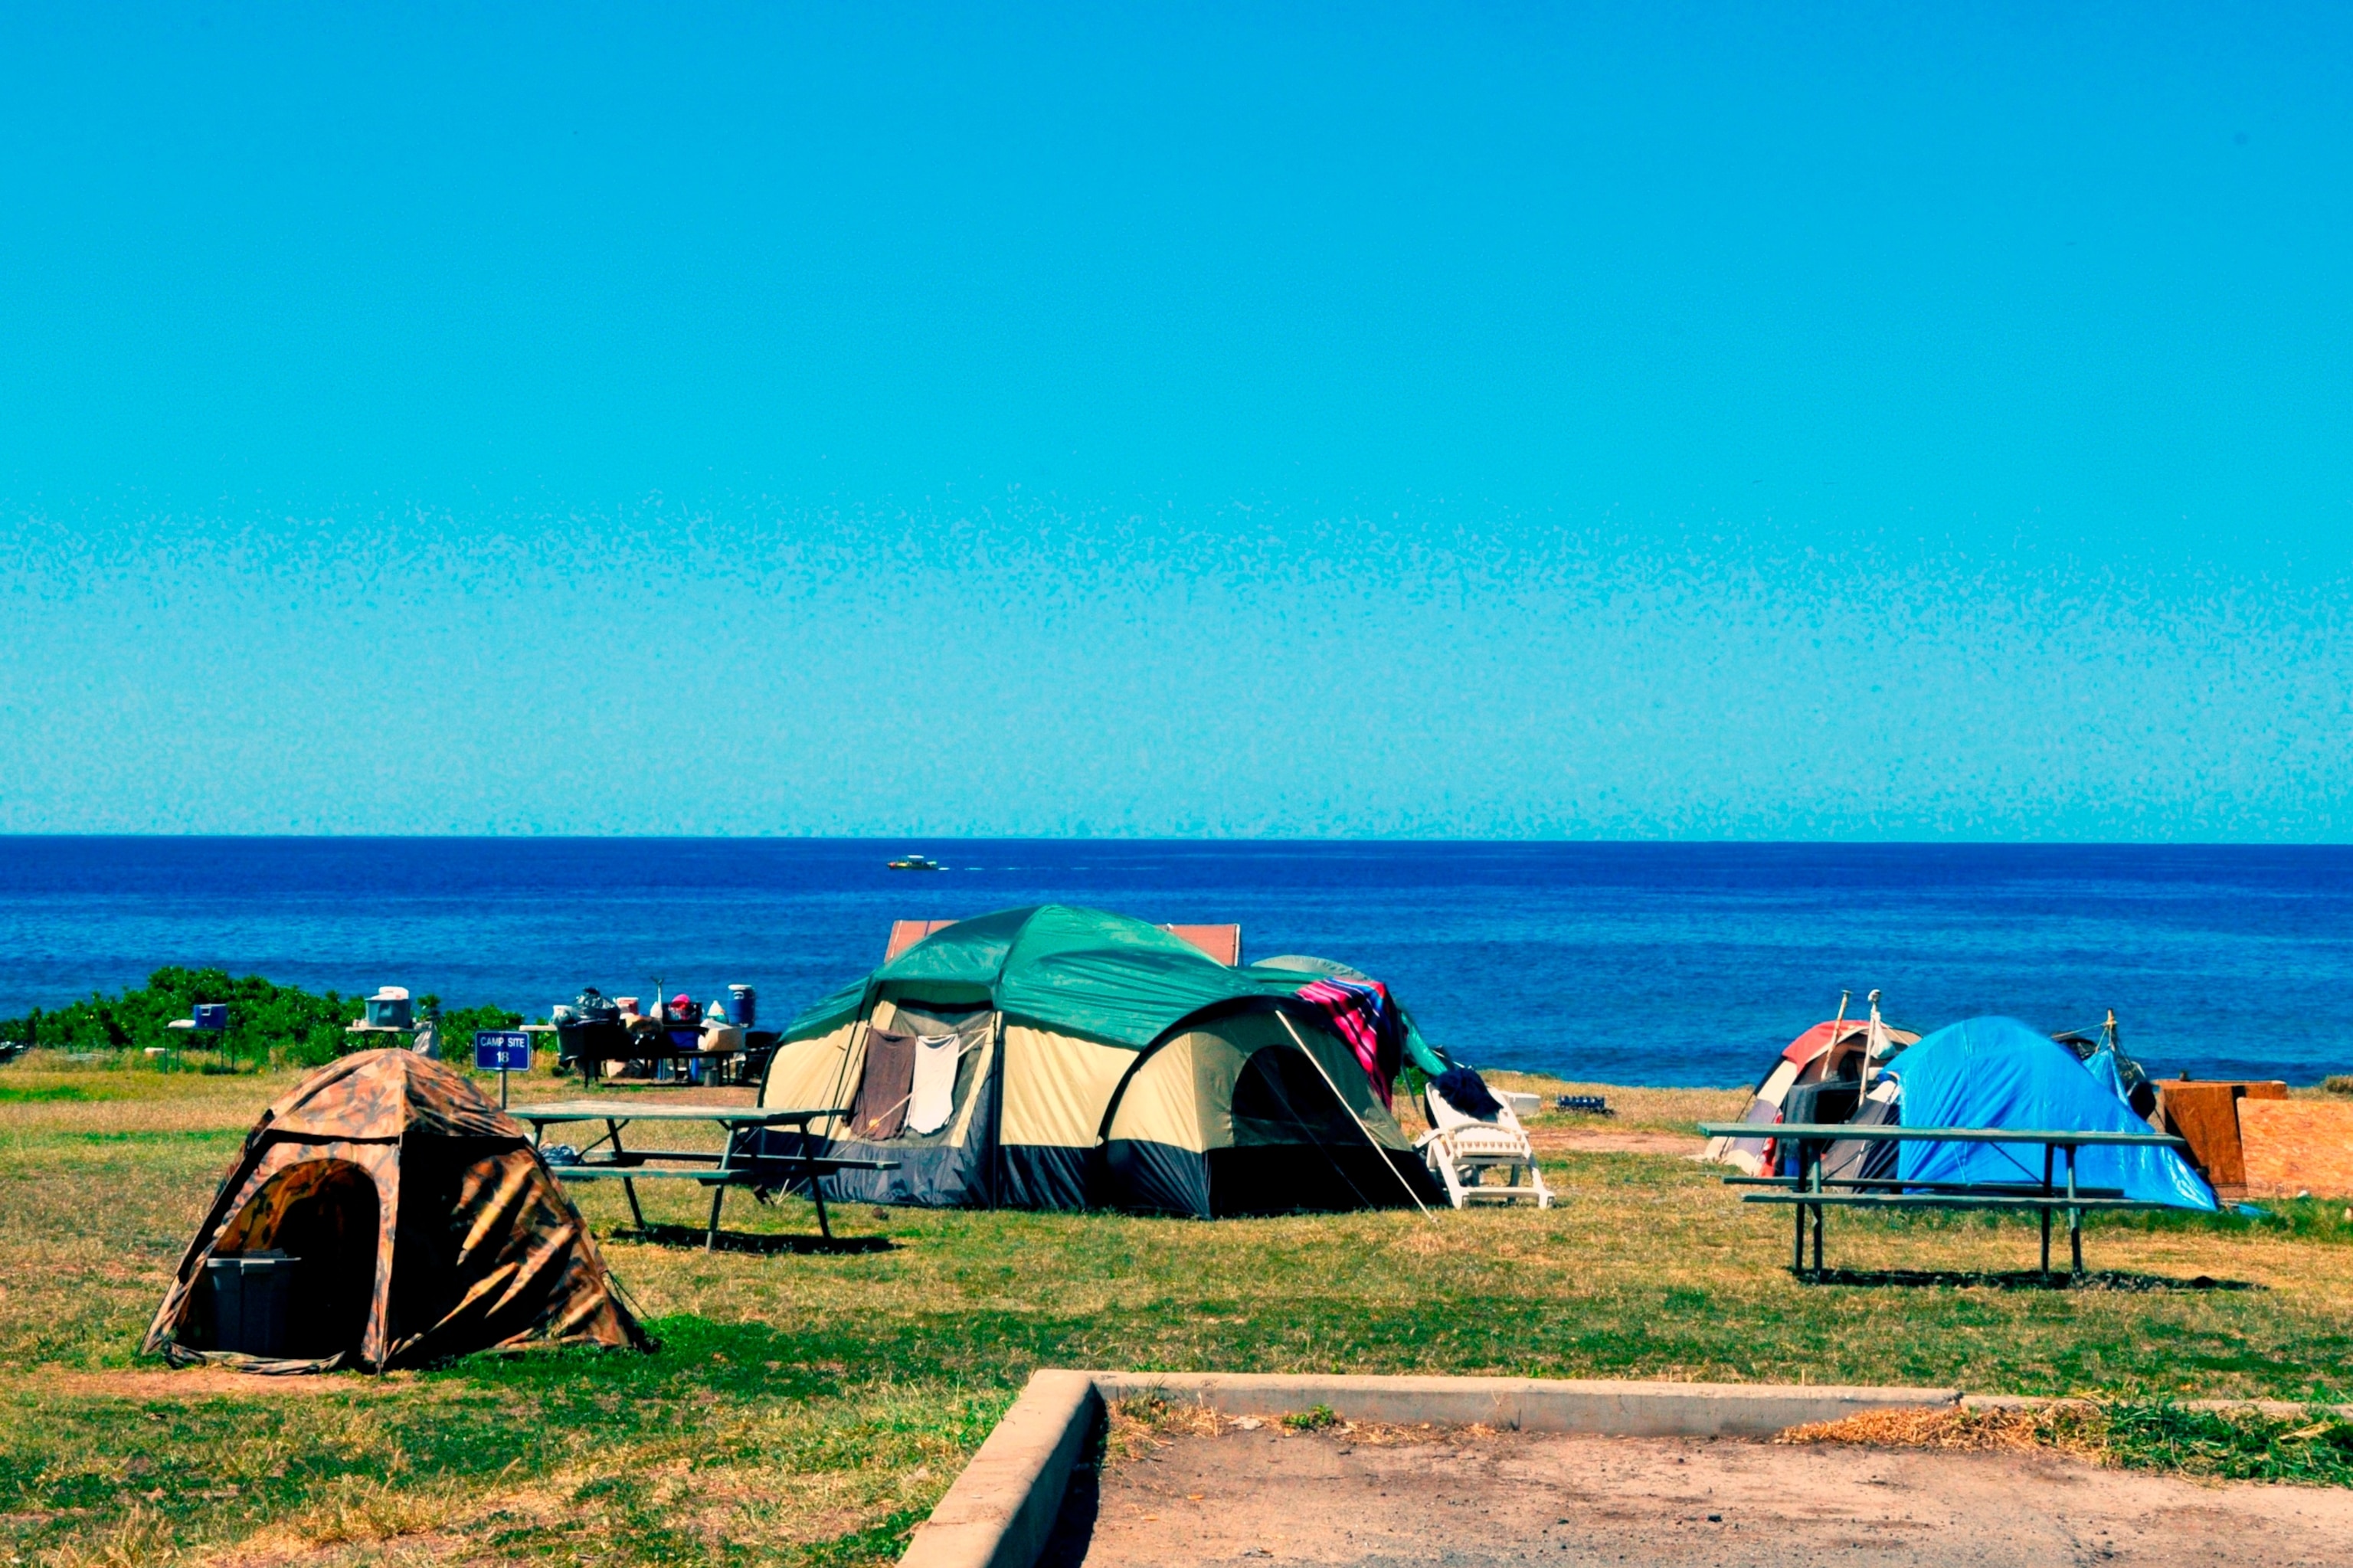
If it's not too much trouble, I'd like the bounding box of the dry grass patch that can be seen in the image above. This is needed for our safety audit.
[1779,1401,2353,1486]
[1779,1403,2106,1459]
[1105,1394,1226,1462]
[1104,1393,1490,1466]
[30,1370,424,1402]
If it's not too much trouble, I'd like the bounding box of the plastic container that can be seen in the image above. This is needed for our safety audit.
[556,1018,627,1070]
[365,988,413,1030]
[728,985,757,1029]
[205,1251,299,1357]
[191,1003,229,1032]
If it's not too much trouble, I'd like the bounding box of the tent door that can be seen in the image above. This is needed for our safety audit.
[208,1160,380,1360]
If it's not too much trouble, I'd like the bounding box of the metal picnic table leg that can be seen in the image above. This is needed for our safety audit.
[609,1118,646,1232]
[2040,1144,2055,1276]
[807,1164,834,1242]
[1809,1140,1825,1276]
[2067,1144,2083,1279]
[702,1119,751,1252]
[1787,1136,1805,1273]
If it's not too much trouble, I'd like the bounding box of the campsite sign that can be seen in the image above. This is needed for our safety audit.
[474,1030,532,1105]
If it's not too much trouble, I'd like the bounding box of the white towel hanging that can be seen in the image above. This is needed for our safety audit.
[905,1032,963,1135]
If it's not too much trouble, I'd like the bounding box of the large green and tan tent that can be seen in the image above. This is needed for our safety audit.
[754,905,1439,1217]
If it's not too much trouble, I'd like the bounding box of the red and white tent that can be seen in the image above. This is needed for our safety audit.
[1703,1003,1919,1176]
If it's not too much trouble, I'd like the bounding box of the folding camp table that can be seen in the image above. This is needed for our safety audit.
[515,1101,895,1250]
[1696,1121,2194,1280]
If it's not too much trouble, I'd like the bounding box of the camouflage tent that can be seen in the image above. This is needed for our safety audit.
[146,1049,646,1373]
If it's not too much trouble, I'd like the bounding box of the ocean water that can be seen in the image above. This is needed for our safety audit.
[0,838,2347,1087]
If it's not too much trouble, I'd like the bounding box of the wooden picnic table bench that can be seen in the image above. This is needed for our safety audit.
[1695,1121,2194,1280]
[516,1100,897,1250]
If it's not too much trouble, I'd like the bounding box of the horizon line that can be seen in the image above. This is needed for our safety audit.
[2,833,2349,849]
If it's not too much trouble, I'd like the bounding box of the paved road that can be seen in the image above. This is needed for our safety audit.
[1061,1426,2353,1566]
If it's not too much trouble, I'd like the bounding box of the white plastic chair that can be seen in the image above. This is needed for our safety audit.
[1417,1082,1553,1209]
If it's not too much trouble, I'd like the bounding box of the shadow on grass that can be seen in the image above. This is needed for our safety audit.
[612,1223,896,1255]
[1797,1266,2263,1292]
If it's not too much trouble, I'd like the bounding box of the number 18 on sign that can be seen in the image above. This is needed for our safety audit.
[474,1030,532,1106]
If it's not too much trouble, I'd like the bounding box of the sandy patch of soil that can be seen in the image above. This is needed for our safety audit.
[1525,1128,1706,1157]
[1065,1426,2353,1566]
[29,1368,421,1399]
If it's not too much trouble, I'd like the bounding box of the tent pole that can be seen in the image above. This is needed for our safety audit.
[1277,1012,1435,1220]
[792,991,875,1216]
[984,1014,1006,1209]
[816,984,884,1140]
[1802,989,1849,1161]
[1827,990,1850,1082]
[1860,990,1883,1094]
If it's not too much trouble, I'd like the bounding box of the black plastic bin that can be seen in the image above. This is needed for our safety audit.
[555,1018,630,1074]
[204,1251,301,1357]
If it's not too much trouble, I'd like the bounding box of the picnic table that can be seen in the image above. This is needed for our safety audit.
[516,1100,896,1250]
[1695,1121,2194,1279]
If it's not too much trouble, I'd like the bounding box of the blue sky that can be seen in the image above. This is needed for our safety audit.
[3,3,2348,838]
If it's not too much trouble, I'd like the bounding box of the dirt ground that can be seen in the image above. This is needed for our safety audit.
[1522,1128,1704,1158]
[1060,1426,2353,1566]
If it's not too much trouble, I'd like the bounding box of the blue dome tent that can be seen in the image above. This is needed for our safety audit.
[1884,1016,2216,1210]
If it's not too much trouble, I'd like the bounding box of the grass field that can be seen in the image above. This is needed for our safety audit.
[2,1058,2350,1566]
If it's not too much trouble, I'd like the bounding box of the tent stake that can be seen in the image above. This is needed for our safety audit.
[1277,1012,1436,1221]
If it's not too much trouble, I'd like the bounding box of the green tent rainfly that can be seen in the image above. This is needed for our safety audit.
[755,905,1441,1217]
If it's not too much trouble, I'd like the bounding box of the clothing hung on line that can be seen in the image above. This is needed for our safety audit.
[905,1033,963,1136]
[850,1029,918,1140]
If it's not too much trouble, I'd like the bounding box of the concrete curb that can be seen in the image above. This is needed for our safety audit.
[1088,1370,1961,1436]
[899,1371,1959,1568]
[900,1370,1101,1568]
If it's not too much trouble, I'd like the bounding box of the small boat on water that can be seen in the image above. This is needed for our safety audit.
[887,853,944,872]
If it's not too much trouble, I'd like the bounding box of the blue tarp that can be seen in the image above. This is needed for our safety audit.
[1886,1016,2216,1210]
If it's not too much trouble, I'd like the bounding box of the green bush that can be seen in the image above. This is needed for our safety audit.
[396,996,525,1062]
[0,971,516,1070]
[432,1002,528,1051]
